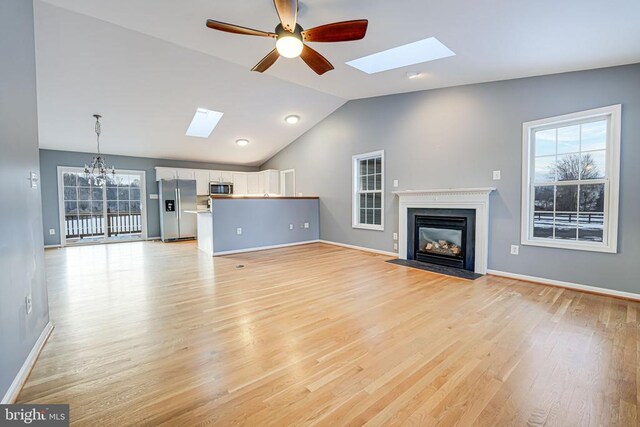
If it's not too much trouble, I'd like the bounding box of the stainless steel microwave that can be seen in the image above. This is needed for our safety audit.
[209,182,233,196]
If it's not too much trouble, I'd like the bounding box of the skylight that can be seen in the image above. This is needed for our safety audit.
[346,37,455,74]
[185,108,224,138]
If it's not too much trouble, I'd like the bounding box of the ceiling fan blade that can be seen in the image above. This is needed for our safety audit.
[273,0,297,32]
[302,20,368,43]
[300,45,334,75]
[206,20,276,38]
[251,49,280,73]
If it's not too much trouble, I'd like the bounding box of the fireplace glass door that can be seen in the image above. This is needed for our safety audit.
[418,227,464,259]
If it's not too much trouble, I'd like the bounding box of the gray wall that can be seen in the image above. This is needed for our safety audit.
[39,149,258,245]
[0,0,50,401]
[263,64,640,294]
[212,199,319,253]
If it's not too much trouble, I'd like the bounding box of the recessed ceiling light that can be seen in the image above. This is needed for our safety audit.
[284,115,300,124]
[406,72,421,79]
[185,108,224,138]
[346,37,455,74]
[236,138,249,147]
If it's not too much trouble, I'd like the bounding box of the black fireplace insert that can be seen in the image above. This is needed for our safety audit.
[407,208,476,272]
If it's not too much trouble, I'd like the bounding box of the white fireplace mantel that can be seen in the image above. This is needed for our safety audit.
[393,187,495,274]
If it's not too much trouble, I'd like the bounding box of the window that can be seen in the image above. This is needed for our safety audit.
[353,150,384,230]
[521,105,621,253]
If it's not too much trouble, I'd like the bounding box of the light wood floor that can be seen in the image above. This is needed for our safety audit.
[18,241,639,426]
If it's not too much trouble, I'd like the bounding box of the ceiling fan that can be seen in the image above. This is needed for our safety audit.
[205,0,368,75]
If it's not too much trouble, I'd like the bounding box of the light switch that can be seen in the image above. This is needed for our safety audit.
[304,222,309,229]
[393,179,399,188]
[493,170,501,180]
[236,227,242,235]
[289,224,294,230]
[149,194,159,200]
[393,232,398,241]
[29,172,38,189]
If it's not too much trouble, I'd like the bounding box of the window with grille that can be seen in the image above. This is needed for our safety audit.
[352,150,384,230]
[521,105,621,253]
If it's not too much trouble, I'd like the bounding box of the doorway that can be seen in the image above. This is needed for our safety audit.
[58,167,147,246]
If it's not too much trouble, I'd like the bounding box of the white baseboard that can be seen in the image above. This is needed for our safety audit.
[1,321,54,404]
[147,236,161,241]
[44,244,61,249]
[487,269,640,302]
[213,240,320,256]
[319,240,398,257]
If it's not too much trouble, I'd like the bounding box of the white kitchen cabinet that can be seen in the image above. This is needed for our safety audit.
[247,173,261,195]
[220,171,233,183]
[194,169,210,195]
[176,169,195,180]
[261,170,280,195]
[232,173,248,195]
[155,167,176,181]
[209,170,222,183]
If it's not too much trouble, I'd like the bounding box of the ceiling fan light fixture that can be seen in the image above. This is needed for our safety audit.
[276,35,304,58]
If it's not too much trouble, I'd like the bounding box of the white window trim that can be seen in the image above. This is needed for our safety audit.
[352,150,385,231]
[520,105,621,253]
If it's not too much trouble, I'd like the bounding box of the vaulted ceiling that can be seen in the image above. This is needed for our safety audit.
[35,0,640,165]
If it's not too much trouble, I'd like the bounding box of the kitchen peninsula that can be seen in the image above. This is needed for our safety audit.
[195,196,320,256]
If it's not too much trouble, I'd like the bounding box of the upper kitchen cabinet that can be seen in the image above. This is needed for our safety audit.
[155,167,176,181]
[247,173,262,195]
[232,173,248,195]
[176,169,195,180]
[155,167,283,196]
[220,171,233,183]
[261,170,280,195]
[194,170,211,195]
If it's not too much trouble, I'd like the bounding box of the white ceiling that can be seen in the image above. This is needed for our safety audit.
[34,0,640,165]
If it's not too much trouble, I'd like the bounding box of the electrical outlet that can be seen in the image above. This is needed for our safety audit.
[236,227,242,235]
[304,222,309,229]
[49,229,56,235]
[510,245,519,255]
[493,170,501,180]
[393,232,398,241]
[25,294,32,315]
[393,179,399,188]
[393,243,398,251]
[289,224,293,230]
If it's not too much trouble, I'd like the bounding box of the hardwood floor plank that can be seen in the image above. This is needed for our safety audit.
[15,241,640,426]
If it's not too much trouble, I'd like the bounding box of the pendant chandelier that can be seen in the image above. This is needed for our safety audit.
[84,114,115,185]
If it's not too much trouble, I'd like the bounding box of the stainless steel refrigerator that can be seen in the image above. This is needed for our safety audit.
[159,179,197,242]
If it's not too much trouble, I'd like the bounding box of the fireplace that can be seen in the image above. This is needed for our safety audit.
[407,208,476,272]
[395,188,494,274]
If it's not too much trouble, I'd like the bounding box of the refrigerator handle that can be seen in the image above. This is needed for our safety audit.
[177,188,182,219]
[175,188,179,219]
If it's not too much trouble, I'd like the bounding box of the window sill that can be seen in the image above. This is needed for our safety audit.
[353,223,384,232]
[521,238,617,254]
